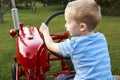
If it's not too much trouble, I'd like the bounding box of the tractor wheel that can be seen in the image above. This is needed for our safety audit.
[12,64,16,80]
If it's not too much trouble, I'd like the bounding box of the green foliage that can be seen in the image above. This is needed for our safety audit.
[16,0,34,3]
[101,6,120,16]
[96,0,120,16]
[0,0,11,23]
[96,0,119,7]
[40,0,71,5]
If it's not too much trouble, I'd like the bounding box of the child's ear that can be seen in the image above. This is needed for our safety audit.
[79,23,87,31]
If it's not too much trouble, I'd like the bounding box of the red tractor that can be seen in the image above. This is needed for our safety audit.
[9,0,75,80]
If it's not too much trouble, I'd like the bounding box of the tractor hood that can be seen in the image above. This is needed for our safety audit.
[16,26,45,69]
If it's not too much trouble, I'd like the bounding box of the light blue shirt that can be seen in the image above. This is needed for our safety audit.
[59,32,115,80]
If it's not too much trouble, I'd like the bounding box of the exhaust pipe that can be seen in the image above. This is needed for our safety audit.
[11,0,20,30]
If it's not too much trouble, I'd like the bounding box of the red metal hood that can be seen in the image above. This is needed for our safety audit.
[16,26,44,69]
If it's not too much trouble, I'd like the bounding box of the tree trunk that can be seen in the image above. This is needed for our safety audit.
[0,2,4,23]
[0,14,4,23]
[32,1,36,13]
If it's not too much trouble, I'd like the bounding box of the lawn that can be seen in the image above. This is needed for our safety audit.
[0,3,120,80]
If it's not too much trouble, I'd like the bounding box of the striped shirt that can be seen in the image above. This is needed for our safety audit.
[59,32,115,80]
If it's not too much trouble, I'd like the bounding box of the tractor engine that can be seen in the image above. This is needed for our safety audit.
[10,23,50,80]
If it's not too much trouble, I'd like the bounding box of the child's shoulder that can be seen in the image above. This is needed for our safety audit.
[70,32,105,43]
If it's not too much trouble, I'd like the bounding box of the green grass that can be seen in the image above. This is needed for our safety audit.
[0,3,120,80]
[96,16,120,75]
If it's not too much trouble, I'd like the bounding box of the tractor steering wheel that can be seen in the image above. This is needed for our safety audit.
[44,11,70,59]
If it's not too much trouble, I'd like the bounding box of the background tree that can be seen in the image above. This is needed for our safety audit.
[0,0,11,23]
[96,0,120,16]
[40,0,72,6]
[16,0,37,13]
[0,0,120,23]
[0,0,37,23]
[40,0,120,16]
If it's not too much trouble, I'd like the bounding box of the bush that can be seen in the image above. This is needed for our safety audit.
[96,0,120,16]
[40,0,71,5]
[101,6,120,16]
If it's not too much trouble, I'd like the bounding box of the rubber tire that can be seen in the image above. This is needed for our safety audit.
[12,64,16,80]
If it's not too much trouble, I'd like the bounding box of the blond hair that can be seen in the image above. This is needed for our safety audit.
[65,0,101,31]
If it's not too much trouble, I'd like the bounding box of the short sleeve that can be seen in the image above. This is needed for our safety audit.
[59,39,74,57]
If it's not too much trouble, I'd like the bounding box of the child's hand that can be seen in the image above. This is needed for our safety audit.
[40,23,49,34]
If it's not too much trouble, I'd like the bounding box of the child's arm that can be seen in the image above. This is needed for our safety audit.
[40,23,62,55]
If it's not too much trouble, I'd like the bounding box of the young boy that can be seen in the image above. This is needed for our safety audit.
[40,0,115,80]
